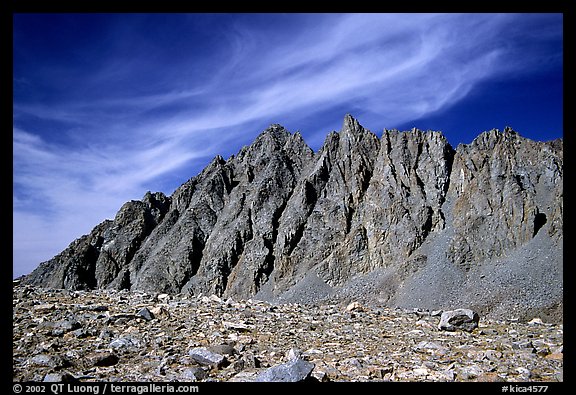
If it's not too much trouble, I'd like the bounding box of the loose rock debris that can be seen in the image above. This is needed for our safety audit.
[13,285,563,382]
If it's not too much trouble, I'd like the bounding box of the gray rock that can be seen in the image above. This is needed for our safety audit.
[516,367,532,379]
[78,304,109,312]
[50,319,82,336]
[512,340,537,354]
[22,115,563,323]
[29,354,69,369]
[240,353,261,369]
[188,347,226,368]
[438,309,479,332]
[99,328,115,340]
[208,344,236,356]
[286,348,303,360]
[414,341,448,355]
[255,357,315,382]
[222,321,252,332]
[230,371,259,382]
[137,307,154,321]
[181,367,207,381]
[458,364,483,380]
[553,345,563,354]
[43,372,77,382]
[109,336,141,351]
[71,328,94,338]
[483,350,503,361]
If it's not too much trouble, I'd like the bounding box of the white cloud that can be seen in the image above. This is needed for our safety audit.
[13,125,215,276]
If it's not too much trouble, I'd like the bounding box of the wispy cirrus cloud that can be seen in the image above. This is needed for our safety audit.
[13,13,562,277]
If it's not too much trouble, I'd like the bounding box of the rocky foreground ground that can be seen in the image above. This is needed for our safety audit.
[13,283,563,382]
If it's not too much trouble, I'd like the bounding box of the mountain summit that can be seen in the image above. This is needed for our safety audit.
[22,115,563,321]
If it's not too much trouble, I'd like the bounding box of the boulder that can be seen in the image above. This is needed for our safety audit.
[255,357,315,382]
[438,308,479,332]
[137,307,154,321]
[188,347,227,368]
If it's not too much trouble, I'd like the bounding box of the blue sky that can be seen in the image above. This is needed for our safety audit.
[13,13,563,278]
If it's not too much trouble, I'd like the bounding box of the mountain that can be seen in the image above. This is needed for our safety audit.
[22,115,563,322]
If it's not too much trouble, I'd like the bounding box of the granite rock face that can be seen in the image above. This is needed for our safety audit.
[447,128,563,269]
[22,115,563,321]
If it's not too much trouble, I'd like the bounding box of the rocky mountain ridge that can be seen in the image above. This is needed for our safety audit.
[22,115,563,322]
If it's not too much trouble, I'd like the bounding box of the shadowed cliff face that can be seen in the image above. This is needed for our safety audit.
[23,115,563,321]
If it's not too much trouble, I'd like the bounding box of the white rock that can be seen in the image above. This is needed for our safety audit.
[438,309,479,332]
[286,348,302,360]
[413,367,429,376]
[516,367,532,379]
[188,347,226,368]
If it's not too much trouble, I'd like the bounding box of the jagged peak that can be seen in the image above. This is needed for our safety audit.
[142,191,169,205]
[261,123,290,138]
[382,127,450,144]
[284,131,313,155]
[199,155,226,175]
[340,114,381,151]
[211,154,226,165]
[251,123,292,151]
[467,127,522,150]
[318,130,341,154]
[342,113,362,132]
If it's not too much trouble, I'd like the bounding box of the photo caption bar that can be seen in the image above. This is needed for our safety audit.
[13,383,200,395]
